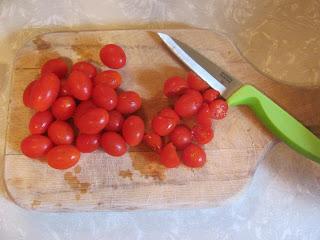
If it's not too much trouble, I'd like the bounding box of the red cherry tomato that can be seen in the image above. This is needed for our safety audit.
[122,115,145,146]
[191,125,214,145]
[23,80,36,108]
[143,132,162,153]
[29,110,54,134]
[41,58,68,78]
[158,107,180,125]
[187,71,209,91]
[100,44,126,69]
[47,145,80,170]
[116,91,142,114]
[152,115,176,136]
[105,110,124,132]
[29,73,60,111]
[92,83,118,111]
[51,96,76,120]
[73,100,97,126]
[196,103,212,128]
[209,99,228,120]
[100,132,127,157]
[182,143,206,168]
[59,78,71,97]
[94,70,122,89]
[48,120,74,145]
[174,89,203,118]
[169,125,192,150]
[76,133,100,153]
[72,61,97,79]
[67,70,92,100]
[163,76,188,97]
[75,108,109,134]
[203,88,220,103]
[160,142,180,168]
[21,134,53,158]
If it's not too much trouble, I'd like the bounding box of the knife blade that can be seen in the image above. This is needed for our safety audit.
[157,32,320,163]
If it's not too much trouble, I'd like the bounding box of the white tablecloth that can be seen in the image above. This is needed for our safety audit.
[1,1,320,239]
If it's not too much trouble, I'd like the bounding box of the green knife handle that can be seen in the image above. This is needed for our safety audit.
[227,85,320,163]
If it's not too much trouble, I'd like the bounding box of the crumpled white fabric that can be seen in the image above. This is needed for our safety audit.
[0,1,320,239]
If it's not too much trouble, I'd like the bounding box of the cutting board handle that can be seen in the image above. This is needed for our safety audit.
[228,84,320,163]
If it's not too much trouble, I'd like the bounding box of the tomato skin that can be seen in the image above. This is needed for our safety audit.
[21,134,53,158]
[100,44,126,69]
[174,89,203,118]
[191,125,214,144]
[59,79,71,97]
[209,99,228,120]
[48,120,74,145]
[105,110,124,132]
[94,70,122,89]
[169,125,192,150]
[159,107,180,125]
[152,115,176,136]
[187,71,209,91]
[203,89,219,103]
[72,61,97,79]
[47,145,80,170]
[51,96,76,120]
[92,84,118,111]
[100,132,127,157]
[29,73,60,112]
[196,103,212,128]
[122,115,145,146]
[29,110,54,134]
[73,100,97,126]
[182,143,206,168]
[116,91,142,114]
[41,58,68,78]
[160,142,180,168]
[76,133,100,153]
[23,80,37,108]
[143,132,162,153]
[67,70,92,100]
[75,108,109,134]
[163,76,188,97]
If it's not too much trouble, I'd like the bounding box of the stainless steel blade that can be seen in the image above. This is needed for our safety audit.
[158,32,242,98]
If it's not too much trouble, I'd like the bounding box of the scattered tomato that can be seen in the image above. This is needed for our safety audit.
[72,61,97,79]
[191,125,214,145]
[67,70,92,100]
[51,96,76,120]
[163,76,188,97]
[76,133,100,153]
[21,134,53,158]
[152,115,176,136]
[41,58,68,78]
[196,103,212,128]
[187,71,209,91]
[92,83,118,111]
[169,125,192,150]
[182,143,206,168]
[75,108,109,134]
[116,91,142,114]
[160,142,180,168]
[174,89,203,117]
[105,110,124,132]
[143,132,162,153]
[48,120,74,145]
[203,88,219,103]
[100,44,126,69]
[100,132,127,156]
[47,145,80,170]
[122,115,145,146]
[209,99,228,119]
[23,80,36,108]
[94,70,122,89]
[29,110,54,134]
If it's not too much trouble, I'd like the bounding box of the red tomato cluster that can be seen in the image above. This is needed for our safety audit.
[21,44,145,170]
[144,72,228,168]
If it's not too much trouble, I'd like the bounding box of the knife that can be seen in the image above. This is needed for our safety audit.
[157,32,320,163]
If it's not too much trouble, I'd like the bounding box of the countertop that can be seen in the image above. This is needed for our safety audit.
[0,0,319,239]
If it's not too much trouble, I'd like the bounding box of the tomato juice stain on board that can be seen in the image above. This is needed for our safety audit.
[63,171,90,200]
[71,37,102,65]
[32,36,51,50]
[31,199,41,209]
[119,169,133,180]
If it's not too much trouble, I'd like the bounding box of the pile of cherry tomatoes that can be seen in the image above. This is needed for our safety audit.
[144,72,228,168]
[20,43,228,170]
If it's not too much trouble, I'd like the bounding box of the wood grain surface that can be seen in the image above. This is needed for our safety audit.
[4,29,320,211]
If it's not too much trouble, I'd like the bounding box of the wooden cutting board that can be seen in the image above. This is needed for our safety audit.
[4,29,320,211]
